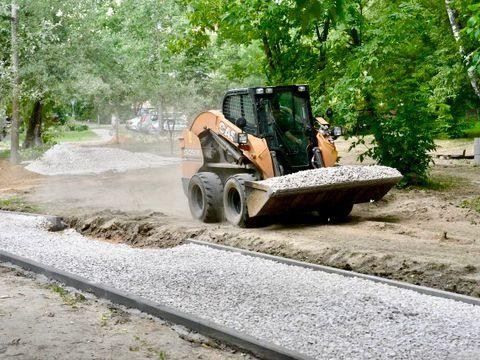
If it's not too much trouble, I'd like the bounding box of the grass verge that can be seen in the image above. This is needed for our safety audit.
[460,196,480,213]
[131,336,167,359]
[49,284,87,308]
[0,127,98,161]
[406,174,459,192]
[54,129,99,142]
[0,197,41,213]
[464,122,480,138]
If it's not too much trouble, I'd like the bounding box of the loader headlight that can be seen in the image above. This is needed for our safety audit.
[255,88,265,95]
[237,132,248,144]
[332,126,343,137]
[298,85,306,92]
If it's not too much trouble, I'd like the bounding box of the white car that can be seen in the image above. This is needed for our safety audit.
[125,116,141,130]
[138,114,159,133]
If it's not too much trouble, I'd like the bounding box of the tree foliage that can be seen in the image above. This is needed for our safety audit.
[181,0,479,184]
[464,2,480,76]
[0,0,479,184]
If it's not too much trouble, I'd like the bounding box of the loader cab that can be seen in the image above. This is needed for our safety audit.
[222,85,315,174]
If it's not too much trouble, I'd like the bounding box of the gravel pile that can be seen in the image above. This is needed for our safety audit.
[257,165,402,193]
[25,143,178,176]
[1,213,479,359]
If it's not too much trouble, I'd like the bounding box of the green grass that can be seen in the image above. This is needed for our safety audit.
[49,284,86,308]
[464,122,480,138]
[21,144,54,161]
[0,121,98,168]
[99,307,131,327]
[0,197,41,213]
[54,129,99,142]
[405,174,459,192]
[0,149,10,159]
[0,144,50,161]
[131,336,167,359]
[461,196,480,213]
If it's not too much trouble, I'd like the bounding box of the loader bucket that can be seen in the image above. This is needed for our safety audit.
[245,166,402,218]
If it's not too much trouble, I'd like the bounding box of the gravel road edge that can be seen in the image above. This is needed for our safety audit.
[0,249,313,360]
[0,210,66,231]
[185,239,480,306]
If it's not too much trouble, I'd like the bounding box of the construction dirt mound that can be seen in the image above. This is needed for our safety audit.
[0,159,42,196]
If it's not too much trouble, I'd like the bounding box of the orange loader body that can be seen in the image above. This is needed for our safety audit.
[179,85,400,227]
[180,110,338,183]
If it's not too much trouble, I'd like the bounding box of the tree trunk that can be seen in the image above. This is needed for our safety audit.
[262,33,277,75]
[350,28,361,47]
[158,94,165,133]
[23,100,43,149]
[10,0,20,164]
[33,103,43,146]
[315,17,331,71]
[445,0,480,100]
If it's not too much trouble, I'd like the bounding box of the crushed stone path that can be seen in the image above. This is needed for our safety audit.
[0,213,479,359]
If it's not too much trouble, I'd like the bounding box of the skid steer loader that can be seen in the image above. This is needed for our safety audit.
[179,85,402,227]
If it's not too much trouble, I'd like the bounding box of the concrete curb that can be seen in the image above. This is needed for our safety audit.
[0,250,313,360]
[0,210,66,231]
[186,239,480,307]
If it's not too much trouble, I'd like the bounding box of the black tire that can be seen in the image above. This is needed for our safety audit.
[223,174,256,227]
[187,172,223,223]
[324,203,354,223]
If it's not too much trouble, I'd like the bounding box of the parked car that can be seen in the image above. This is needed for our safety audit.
[139,114,160,133]
[126,110,188,134]
[125,116,141,130]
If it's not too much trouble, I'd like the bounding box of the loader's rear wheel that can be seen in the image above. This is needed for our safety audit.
[188,172,223,223]
[223,174,255,228]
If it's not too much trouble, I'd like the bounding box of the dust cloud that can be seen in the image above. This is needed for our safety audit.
[27,129,191,218]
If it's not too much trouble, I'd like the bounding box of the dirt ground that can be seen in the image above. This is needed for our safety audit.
[0,133,479,299]
[0,265,250,359]
[0,159,41,196]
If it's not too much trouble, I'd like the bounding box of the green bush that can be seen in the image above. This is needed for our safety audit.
[464,122,480,138]
[359,101,436,186]
[41,126,58,146]
[20,143,54,161]
[67,123,89,132]
[432,105,469,139]
[0,197,41,213]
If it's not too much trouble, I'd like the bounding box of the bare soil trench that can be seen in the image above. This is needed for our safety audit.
[1,137,479,298]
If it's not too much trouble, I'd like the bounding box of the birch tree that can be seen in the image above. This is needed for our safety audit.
[10,0,20,164]
[445,0,480,100]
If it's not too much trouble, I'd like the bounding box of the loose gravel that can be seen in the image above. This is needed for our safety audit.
[25,143,179,176]
[1,213,479,360]
[257,165,402,193]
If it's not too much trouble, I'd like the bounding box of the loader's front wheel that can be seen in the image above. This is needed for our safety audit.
[223,174,255,228]
[317,203,353,223]
[188,172,223,223]
[329,203,354,223]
